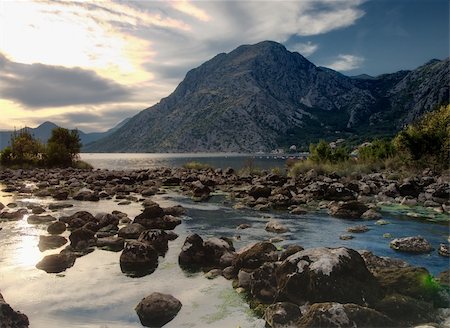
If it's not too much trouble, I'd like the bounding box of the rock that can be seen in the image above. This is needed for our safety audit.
[120,241,158,277]
[347,225,369,233]
[249,185,271,198]
[135,292,182,327]
[375,294,435,325]
[436,270,449,287]
[361,209,382,220]
[390,236,433,254]
[204,269,222,279]
[118,223,146,239]
[138,230,169,256]
[289,206,307,215]
[264,302,301,328]
[438,243,449,257]
[178,234,206,269]
[96,236,125,252]
[222,266,236,280]
[358,250,410,273]
[401,196,418,206]
[31,206,46,214]
[0,202,4,210]
[47,221,67,235]
[375,219,389,225]
[135,215,182,230]
[48,202,73,210]
[36,253,76,273]
[27,214,56,224]
[250,262,278,302]
[53,190,69,200]
[191,180,211,201]
[324,183,356,201]
[73,190,99,201]
[233,242,277,270]
[374,267,448,307]
[38,235,67,251]
[163,205,186,216]
[0,292,29,327]
[141,187,158,196]
[237,223,251,230]
[339,235,354,240]
[276,247,380,306]
[297,302,394,328]
[279,245,304,261]
[399,181,420,197]
[238,269,252,289]
[0,209,28,221]
[328,201,368,219]
[265,220,289,233]
[69,227,96,250]
[63,211,95,229]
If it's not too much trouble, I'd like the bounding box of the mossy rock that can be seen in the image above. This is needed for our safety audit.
[375,293,436,325]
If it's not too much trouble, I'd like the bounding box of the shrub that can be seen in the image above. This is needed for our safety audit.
[393,104,449,169]
[9,129,43,165]
[0,146,13,165]
[309,140,349,164]
[182,161,213,170]
[358,139,396,162]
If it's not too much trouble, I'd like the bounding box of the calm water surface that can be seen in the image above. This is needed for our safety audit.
[80,153,289,171]
[0,156,449,327]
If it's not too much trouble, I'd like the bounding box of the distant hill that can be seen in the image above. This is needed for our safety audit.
[72,41,450,152]
[0,118,130,151]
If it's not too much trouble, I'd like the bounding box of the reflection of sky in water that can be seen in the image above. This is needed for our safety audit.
[0,183,449,327]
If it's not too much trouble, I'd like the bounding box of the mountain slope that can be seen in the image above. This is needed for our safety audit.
[85,41,449,152]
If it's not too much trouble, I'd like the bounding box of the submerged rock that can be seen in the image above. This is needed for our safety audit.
[135,292,182,327]
[390,236,433,254]
[0,292,29,328]
[347,225,369,233]
[438,243,449,257]
[265,220,289,233]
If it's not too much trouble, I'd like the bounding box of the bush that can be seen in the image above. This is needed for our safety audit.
[309,140,349,164]
[0,146,13,165]
[358,139,396,163]
[393,104,449,169]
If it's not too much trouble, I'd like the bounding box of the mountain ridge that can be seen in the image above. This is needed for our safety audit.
[82,40,449,152]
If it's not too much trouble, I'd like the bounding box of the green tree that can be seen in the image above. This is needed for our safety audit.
[10,129,43,164]
[358,139,396,162]
[46,128,81,166]
[309,140,349,163]
[393,104,449,168]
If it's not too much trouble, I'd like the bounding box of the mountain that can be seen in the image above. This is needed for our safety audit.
[82,41,448,152]
[0,118,130,151]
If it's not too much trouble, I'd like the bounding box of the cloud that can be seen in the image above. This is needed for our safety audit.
[0,54,131,108]
[289,42,319,56]
[325,54,365,71]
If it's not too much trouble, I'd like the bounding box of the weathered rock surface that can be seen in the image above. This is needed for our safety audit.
[328,201,368,219]
[390,236,433,253]
[38,235,68,251]
[0,292,29,328]
[135,292,182,327]
[264,302,301,328]
[120,241,159,277]
[47,221,66,235]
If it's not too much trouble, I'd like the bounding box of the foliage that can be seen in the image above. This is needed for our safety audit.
[238,158,262,176]
[0,129,44,166]
[358,139,396,162]
[289,159,385,177]
[45,128,81,166]
[393,104,449,169]
[309,140,350,164]
[183,161,213,170]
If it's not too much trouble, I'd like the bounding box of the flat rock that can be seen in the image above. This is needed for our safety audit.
[27,214,56,224]
[390,236,433,254]
[36,253,76,273]
[38,235,68,251]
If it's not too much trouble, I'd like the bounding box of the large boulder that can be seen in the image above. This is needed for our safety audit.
[297,302,393,328]
[276,247,380,306]
[96,236,125,252]
[62,211,96,230]
[120,241,158,277]
[47,221,66,235]
[36,253,76,273]
[324,183,356,201]
[328,201,368,219]
[0,292,29,328]
[73,190,99,201]
[69,227,96,250]
[138,230,170,256]
[38,235,67,251]
[233,242,278,270]
[264,302,301,328]
[249,185,272,199]
[118,223,146,239]
[136,202,164,220]
[135,215,181,230]
[390,236,433,254]
[135,292,182,327]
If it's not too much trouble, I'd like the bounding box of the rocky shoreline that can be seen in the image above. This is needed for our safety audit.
[0,166,449,327]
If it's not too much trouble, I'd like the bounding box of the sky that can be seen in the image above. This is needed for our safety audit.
[0,0,448,132]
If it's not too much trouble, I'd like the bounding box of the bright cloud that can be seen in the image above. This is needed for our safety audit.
[326,54,365,71]
[0,0,366,132]
[289,42,319,56]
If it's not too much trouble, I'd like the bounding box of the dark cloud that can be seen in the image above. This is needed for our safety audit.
[0,54,131,108]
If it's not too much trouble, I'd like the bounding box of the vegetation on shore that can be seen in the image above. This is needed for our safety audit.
[290,104,449,176]
[0,127,92,169]
[183,161,213,170]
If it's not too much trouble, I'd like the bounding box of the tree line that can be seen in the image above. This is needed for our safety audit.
[0,127,82,168]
